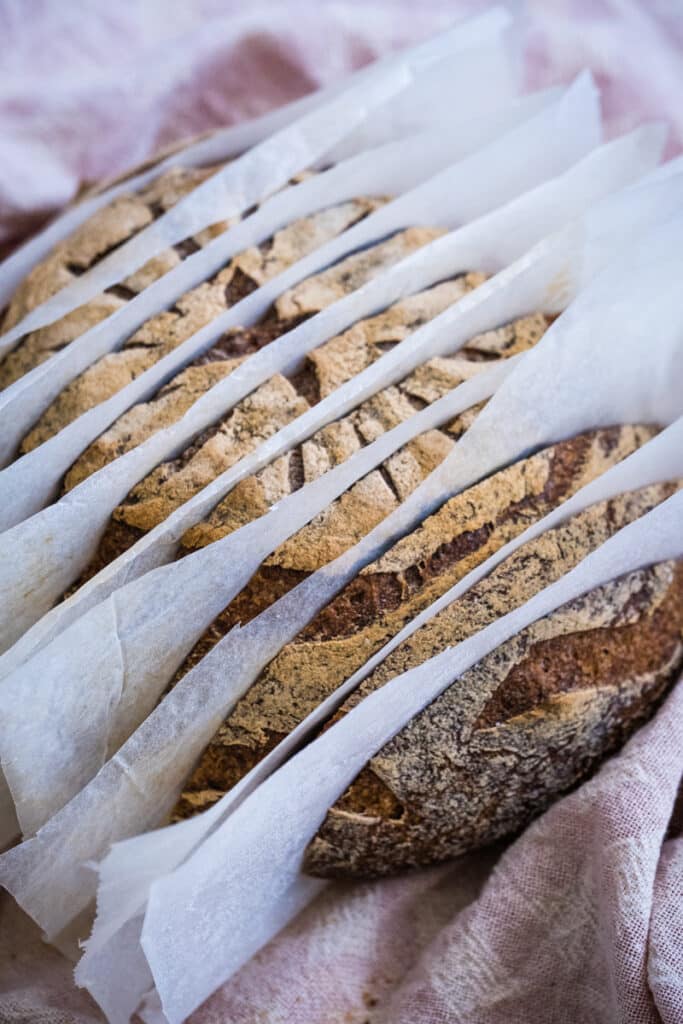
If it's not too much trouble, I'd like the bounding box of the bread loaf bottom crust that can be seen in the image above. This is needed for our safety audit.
[304,557,683,878]
[169,427,660,821]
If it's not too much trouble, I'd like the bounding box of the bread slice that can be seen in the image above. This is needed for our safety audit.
[0,164,228,389]
[169,428,661,820]
[304,553,683,878]
[20,196,385,451]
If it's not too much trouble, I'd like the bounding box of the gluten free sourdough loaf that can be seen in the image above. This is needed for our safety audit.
[170,426,661,822]
[5,142,679,894]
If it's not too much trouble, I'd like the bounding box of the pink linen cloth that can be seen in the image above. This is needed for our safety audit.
[0,2,681,1022]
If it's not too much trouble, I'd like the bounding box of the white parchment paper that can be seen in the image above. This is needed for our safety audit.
[0,246,561,839]
[9,409,683,1024]
[0,79,548,467]
[0,8,514,314]
[0,76,599,513]
[2,162,682,855]
[78,408,683,1024]
[2,215,682,979]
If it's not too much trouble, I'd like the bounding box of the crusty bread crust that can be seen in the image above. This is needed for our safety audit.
[304,555,683,878]
[67,269,495,591]
[170,428,660,821]
[0,165,227,390]
[21,196,383,454]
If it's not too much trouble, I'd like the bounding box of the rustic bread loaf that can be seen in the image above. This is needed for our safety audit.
[304,554,683,878]
[0,164,229,389]
[169,426,659,820]
[69,305,540,592]
[20,196,384,451]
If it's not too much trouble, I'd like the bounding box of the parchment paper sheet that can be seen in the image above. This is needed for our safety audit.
[2,165,682,856]
[0,44,537,467]
[0,121,675,864]
[0,76,599,518]
[50,411,683,1024]
[140,486,683,1024]
[0,237,568,842]
[1,105,658,670]
[2,215,681,1012]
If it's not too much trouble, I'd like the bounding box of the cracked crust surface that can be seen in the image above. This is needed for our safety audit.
[170,424,658,821]
[74,304,539,595]
[0,164,229,390]
[305,553,683,877]
[59,224,444,489]
[20,196,384,452]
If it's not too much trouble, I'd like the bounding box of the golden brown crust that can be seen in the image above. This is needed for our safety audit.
[58,218,458,492]
[20,196,383,453]
[179,307,548,558]
[170,426,658,822]
[116,374,311,532]
[0,165,227,390]
[67,272,497,589]
[304,555,683,878]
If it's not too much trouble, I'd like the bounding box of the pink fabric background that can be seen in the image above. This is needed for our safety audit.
[0,2,681,1022]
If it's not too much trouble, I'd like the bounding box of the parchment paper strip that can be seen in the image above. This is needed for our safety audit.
[141,488,683,1024]
[0,82,548,466]
[76,421,683,1024]
[2,186,681,849]
[1,111,656,670]
[0,8,513,314]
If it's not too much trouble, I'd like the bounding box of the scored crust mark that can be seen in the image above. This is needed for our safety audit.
[0,164,230,391]
[62,272,497,593]
[305,557,683,878]
[64,263,501,587]
[115,374,311,533]
[19,196,384,453]
[50,217,439,486]
[172,314,534,564]
[169,427,662,822]
[177,309,551,558]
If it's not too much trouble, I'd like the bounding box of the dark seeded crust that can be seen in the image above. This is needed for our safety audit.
[0,164,229,391]
[304,556,683,878]
[169,425,659,821]
[20,196,385,455]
